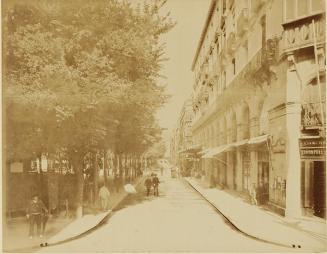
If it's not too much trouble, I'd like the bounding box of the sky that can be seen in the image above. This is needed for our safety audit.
[155,0,211,150]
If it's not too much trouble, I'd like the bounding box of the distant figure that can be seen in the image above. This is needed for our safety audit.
[98,184,110,211]
[160,167,163,176]
[145,176,153,196]
[113,173,120,193]
[152,174,160,196]
[26,194,48,238]
[249,183,258,205]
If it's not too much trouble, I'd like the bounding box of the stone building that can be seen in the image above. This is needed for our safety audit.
[170,126,180,167]
[190,0,325,218]
[170,98,196,175]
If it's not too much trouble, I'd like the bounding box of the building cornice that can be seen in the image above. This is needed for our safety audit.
[191,0,217,71]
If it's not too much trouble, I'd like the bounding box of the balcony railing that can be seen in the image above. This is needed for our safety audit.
[301,102,326,128]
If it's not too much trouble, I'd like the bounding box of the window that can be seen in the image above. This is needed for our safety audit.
[284,0,324,21]
[223,0,226,13]
[232,58,236,75]
[222,71,226,90]
[231,7,236,31]
[261,15,266,48]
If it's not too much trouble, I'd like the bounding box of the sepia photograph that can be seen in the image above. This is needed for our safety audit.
[2,0,326,253]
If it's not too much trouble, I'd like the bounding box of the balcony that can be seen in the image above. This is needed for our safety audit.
[192,44,278,131]
[251,0,265,12]
[237,8,249,37]
[301,102,326,129]
[282,13,325,54]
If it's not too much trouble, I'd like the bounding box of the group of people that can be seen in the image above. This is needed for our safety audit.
[144,173,160,196]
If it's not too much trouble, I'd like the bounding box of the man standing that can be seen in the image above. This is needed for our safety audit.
[144,175,152,196]
[26,194,48,238]
[98,184,110,211]
[152,174,160,196]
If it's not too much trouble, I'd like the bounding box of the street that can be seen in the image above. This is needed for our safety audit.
[39,172,295,253]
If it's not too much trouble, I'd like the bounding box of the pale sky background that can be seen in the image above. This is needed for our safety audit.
[155,0,211,153]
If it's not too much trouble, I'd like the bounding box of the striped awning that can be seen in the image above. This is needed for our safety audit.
[202,144,230,158]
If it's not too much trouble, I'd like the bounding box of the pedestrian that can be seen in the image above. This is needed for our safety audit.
[26,194,48,239]
[152,174,160,196]
[144,175,152,196]
[249,183,258,205]
[113,173,120,193]
[98,184,110,211]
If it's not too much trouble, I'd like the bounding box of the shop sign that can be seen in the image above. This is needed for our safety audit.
[282,16,325,52]
[299,137,326,159]
[10,162,23,173]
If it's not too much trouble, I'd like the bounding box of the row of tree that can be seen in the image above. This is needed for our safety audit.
[3,0,174,217]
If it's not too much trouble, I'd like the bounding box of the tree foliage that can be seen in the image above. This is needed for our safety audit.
[4,0,174,160]
[3,0,175,216]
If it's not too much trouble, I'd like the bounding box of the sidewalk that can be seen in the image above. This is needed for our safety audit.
[3,175,145,253]
[185,177,327,252]
[43,175,145,247]
[3,213,73,253]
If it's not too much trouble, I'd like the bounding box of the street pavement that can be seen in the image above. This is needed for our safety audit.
[38,171,298,253]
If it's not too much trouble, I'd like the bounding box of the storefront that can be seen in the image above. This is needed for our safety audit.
[300,137,326,218]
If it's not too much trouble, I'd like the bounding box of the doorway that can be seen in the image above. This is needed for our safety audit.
[258,151,270,204]
[313,161,326,218]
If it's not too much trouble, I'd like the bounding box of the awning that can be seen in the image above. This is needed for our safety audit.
[228,139,249,149]
[199,148,211,155]
[202,144,230,158]
[248,134,270,145]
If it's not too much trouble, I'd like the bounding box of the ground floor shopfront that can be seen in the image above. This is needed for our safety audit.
[198,136,326,219]
[192,91,325,219]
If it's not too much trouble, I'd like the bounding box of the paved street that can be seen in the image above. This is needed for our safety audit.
[38,172,297,253]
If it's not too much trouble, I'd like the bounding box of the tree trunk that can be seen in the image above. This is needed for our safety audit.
[93,152,98,206]
[71,152,84,218]
[103,150,108,185]
[76,170,84,218]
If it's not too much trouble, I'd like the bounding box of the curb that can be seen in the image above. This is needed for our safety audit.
[183,178,298,250]
[40,176,145,248]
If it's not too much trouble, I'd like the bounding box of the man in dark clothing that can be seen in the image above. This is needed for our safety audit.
[144,176,152,196]
[152,174,160,196]
[26,195,48,238]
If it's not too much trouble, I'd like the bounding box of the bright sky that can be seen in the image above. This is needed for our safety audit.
[155,0,211,148]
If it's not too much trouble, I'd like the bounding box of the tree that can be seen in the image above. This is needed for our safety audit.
[3,0,174,217]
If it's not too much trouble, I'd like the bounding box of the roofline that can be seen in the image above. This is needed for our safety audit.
[191,0,217,71]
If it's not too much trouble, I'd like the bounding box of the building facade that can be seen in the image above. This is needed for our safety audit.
[170,98,196,175]
[190,0,325,218]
